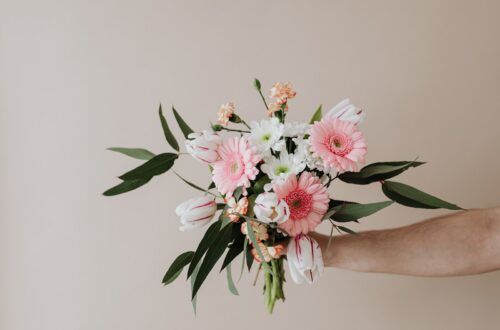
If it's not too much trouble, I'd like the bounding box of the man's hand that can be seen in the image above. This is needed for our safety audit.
[310,208,500,276]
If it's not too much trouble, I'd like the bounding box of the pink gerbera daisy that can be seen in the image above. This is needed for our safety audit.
[310,117,367,172]
[212,136,261,196]
[273,172,329,236]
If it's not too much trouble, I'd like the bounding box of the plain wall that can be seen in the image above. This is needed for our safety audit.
[1,1,500,329]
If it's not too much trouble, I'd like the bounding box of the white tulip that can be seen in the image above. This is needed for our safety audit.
[185,130,221,164]
[175,196,217,231]
[325,98,365,125]
[253,192,290,225]
[287,235,324,284]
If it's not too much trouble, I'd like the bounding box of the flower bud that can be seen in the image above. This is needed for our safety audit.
[175,196,217,231]
[253,192,290,225]
[185,130,221,164]
[325,98,365,125]
[286,235,324,284]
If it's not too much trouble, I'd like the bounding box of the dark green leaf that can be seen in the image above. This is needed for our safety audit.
[337,225,359,235]
[330,201,393,222]
[162,251,194,285]
[252,176,270,194]
[208,181,216,190]
[221,232,245,271]
[174,171,210,193]
[192,223,235,299]
[107,147,156,160]
[382,181,462,210]
[245,241,254,271]
[187,221,222,278]
[226,264,239,296]
[309,104,323,124]
[328,199,357,209]
[253,78,262,90]
[172,107,194,139]
[159,104,179,151]
[102,178,151,196]
[118,153,178,181]
[339,161,425,185]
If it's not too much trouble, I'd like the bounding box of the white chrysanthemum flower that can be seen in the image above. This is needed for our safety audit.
[283,122,310,137]
[248,118,284,156]
[293,136,333,174]
[261,149,306,188]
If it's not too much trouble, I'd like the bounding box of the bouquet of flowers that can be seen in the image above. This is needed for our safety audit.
[104,79,461,313]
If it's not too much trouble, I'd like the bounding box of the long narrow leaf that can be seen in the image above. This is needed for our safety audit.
[187,221,222,278]
[174,171,211,193]
[159,104,179,151]
[382,181,462,210]
[107,147,156,160]
[162,251,194,285]
[172,107,194,138]
[191,223,235,299]
[221,232,245,271]
[119,153,178,181]
[330,201,393,222]
[339,161,425,185]
[226,264,239,296]
[102,178,151,196]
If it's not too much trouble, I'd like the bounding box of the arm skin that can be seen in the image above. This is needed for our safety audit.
[310,208,500,276]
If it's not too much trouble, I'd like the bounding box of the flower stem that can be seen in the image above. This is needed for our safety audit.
[220,127,250,133]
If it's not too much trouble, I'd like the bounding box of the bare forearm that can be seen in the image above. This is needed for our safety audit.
[311,208,500,276]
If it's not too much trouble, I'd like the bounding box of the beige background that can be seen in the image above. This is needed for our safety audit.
[1,0,500,329]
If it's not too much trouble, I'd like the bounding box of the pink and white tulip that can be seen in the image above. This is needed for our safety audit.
[325,98,365,125]
[175,196,217,231]
[286,235,324,284]
[253,192,290,225]
[185,130,221,164]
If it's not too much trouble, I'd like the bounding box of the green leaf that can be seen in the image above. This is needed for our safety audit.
[309,104,323,124]
[226,264,239,296]
[162,251,194,285]
[192,223,235,300]
[172,107,194,139]
[187,221,222,278]
[221,232,245,271]
[252,176,270,194]
[107,147,156,160]
[330,201,393,222]
[118,153,178,181]
[174,171,210,193]
[339,161,425,185]
[190,261,201,315]
[102,178,151,196]
[245,241,254,271]
[337,225,359,235]
[245,220,272,274]
[382,181,462,210]
[253,78,262,90]
[159,104,179,151]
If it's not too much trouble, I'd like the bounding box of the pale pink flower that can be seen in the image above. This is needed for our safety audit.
[217,102,235,126]
[212,136,261,196]
[226,196,249,222]
[185,130,221,164]
[175,196,217,231]
[309,117,367,172]
[269,82,296,103]
[267,100,289,117]
[274,172,329,237]
[325,98,365,125]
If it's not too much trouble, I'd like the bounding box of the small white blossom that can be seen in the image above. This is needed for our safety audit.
[283,122,310,137]
[253,192,290,224]
[248,118,284,156]
[261,149,306,187]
